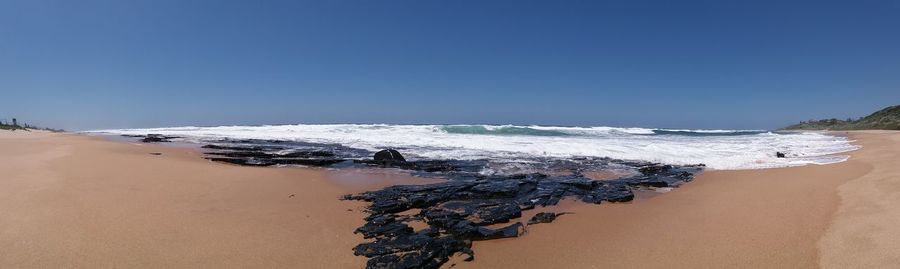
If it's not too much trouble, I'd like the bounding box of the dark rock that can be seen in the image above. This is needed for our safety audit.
[202,145,344,167]
[355,159,488,174]
[197,139,373,168]
[638,164,673,175]
[140,134,178,143]
[527,212,566,225]
[427,200,522,226]
[343,163,704,268]
[626,175,684,188]
[776,152,786,158]
[473,222,522,240]
[581,182,635,203]
[354,229,438,257]
[470,180,520,198]
[354,215,414,239]
[201,144,286,151]
[374,149,406,163]
[205,157,271,166]
[364,236,472,269]
[205,157,345,167]
[204,149,335,159]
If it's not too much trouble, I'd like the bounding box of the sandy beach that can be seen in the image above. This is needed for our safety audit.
[1,130,898,268]
[5,1,898,268]
[0,131,378,268]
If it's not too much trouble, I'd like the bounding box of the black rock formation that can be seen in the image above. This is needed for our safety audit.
[344,162,703,269]
[355,159,488,174]
[136,134,179,143]
[776,152,786,158]
[201,144,286,151]
[201,145,345,167]
[527,212,565,225]
[374,149,406,163]
[205,157,345,167]
[196,139,373,167]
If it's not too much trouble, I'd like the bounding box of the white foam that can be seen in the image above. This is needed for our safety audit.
[88,124,859,170]
[654,128,768,133]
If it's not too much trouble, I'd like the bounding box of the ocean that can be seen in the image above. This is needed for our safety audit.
[91,124,859,170]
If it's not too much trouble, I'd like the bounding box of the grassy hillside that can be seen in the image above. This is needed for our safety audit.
[783,105,900,130]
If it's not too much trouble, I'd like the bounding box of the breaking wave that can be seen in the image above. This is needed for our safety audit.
[89,124,859,170]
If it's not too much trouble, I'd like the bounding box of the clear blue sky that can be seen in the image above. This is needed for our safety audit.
[2,0,898,131]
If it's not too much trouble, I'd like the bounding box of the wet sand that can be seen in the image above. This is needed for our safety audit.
[1,130,898,268]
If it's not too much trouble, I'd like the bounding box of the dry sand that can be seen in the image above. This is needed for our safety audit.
[0,131,424,268]
[1,130,898,268]
[819,131,900,268]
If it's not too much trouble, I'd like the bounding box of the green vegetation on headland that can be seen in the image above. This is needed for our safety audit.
[0,118,64,132]
[783,105,900,130]
[0,124,26,130]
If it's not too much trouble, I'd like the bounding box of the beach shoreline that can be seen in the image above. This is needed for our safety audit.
[1,130,897,268]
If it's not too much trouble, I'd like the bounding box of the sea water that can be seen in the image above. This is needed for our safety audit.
[91,124,859,170]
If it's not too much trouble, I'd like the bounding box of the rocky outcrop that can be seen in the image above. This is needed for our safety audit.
[527,212,565,225]
[374,149,406,163]
[125,134,180,143]
[344,163,703,269]
[201,145,344,167]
